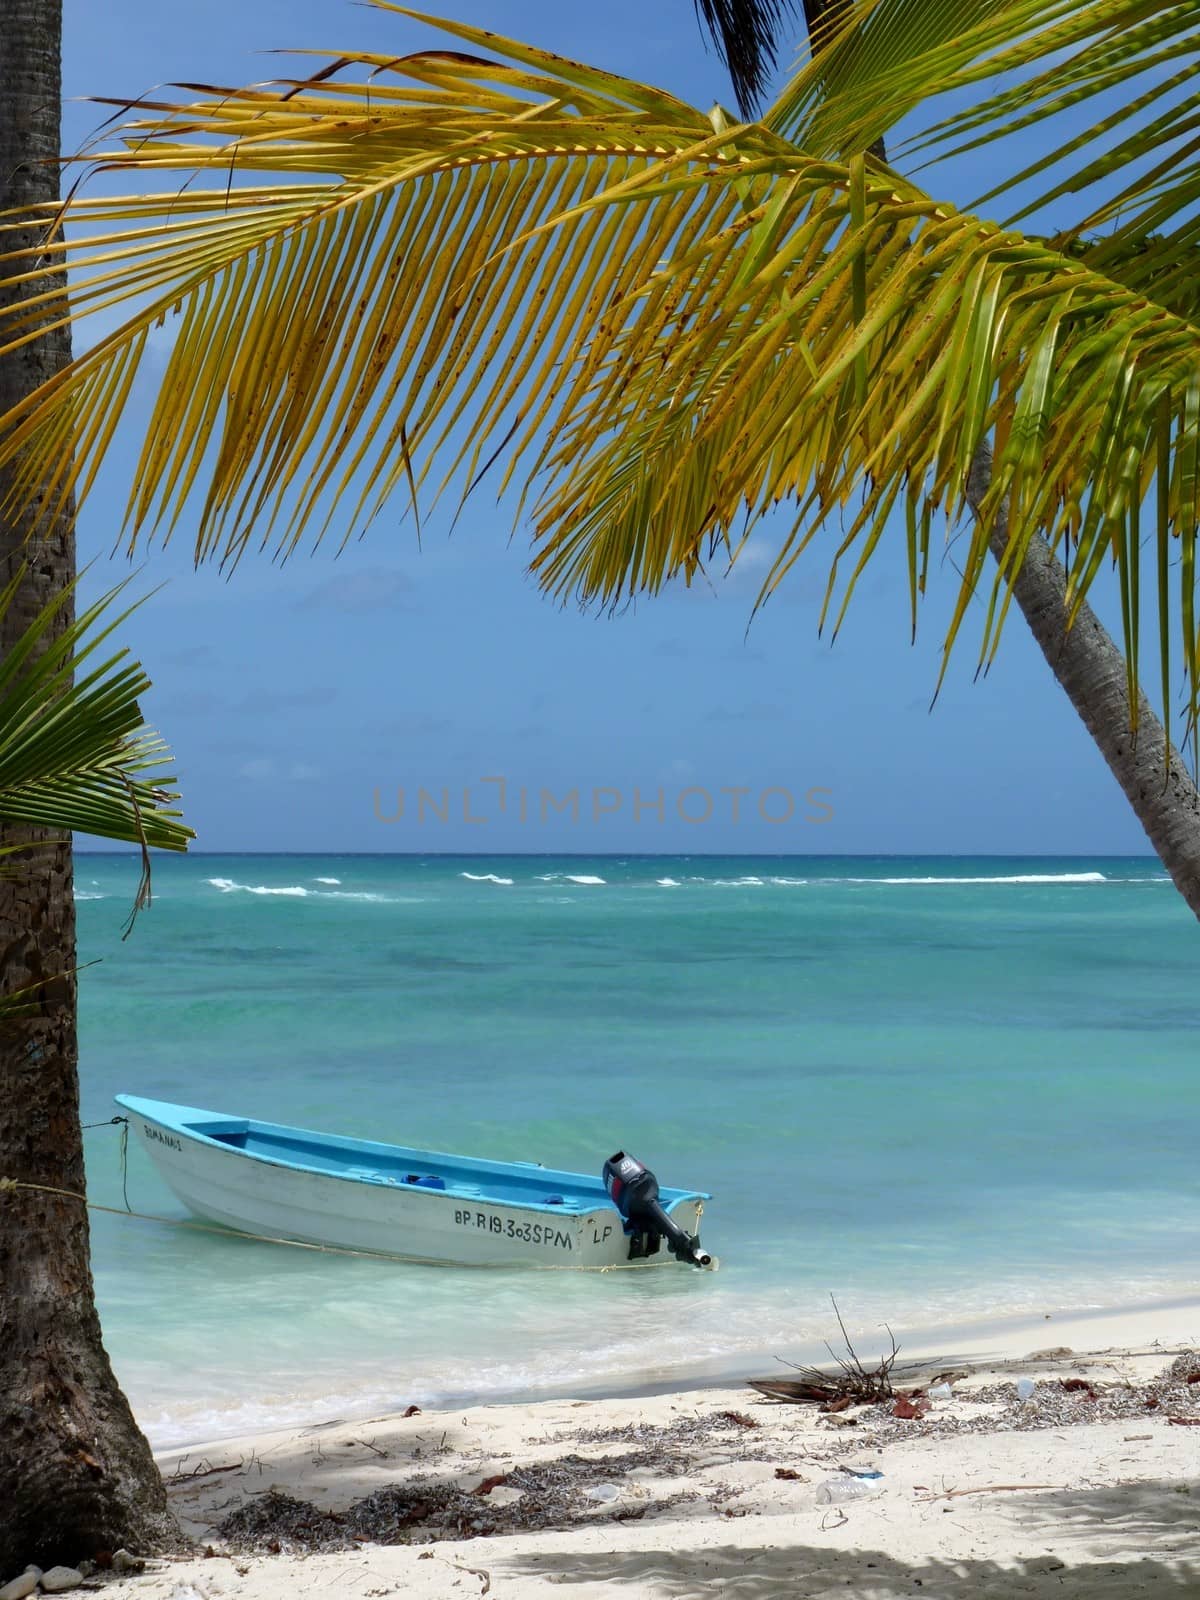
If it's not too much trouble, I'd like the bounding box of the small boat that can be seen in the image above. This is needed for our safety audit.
[115,1095,715,1270]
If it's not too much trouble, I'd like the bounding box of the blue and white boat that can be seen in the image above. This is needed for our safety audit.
[116,1096,714,1270]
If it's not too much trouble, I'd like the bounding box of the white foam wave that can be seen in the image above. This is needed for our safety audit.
[656,877,680,887]
[844,871,1109,886]
[534,872,605,884]
[460,872,514,886]
[711,876,765,887]
[314,876,341,885]
[75,891,107,901]
[207,877,308,897]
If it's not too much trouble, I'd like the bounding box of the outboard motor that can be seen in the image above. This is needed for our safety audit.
[602,1151,713,1269]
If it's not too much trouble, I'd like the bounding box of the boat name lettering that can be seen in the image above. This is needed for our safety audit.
[144,1124,182,1151]
[453,1209,573,1250]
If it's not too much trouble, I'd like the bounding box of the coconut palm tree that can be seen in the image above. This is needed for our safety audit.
[0,0,184,1567]
[0,573,189,1560]
[2,0,1196,906]
[2,0,1197,1561]
[2,2,1198,909]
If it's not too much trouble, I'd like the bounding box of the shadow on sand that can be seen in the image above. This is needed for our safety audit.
[501,1477,1200,1598]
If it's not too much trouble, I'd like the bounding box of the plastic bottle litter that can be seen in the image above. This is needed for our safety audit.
[815,1477,881,1505]
[928,1382,953,1401]
[1016,1377,1037,1402]
[583,1483,621,1503]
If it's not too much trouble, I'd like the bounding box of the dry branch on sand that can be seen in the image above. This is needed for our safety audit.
[748,1299,902,1408]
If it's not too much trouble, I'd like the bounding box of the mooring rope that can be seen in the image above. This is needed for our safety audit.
[0,1120,707,1274]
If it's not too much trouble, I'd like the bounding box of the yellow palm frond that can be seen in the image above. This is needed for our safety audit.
[0,5,1199,735]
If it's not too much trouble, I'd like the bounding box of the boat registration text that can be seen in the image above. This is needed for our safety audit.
[453,1209,575,1250]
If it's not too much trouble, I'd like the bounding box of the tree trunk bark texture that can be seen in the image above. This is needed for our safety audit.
[967,446,1200,918]
[0,0,176,1568]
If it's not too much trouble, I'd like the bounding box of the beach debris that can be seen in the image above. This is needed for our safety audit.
[815,1476,880,1505]
[749,1296,899,1407]
[167,1456,243,1483]
[573,1411,773,1449]
[353,1438,389,1459]
[216,1447,694,1552]
[1167,1416,1200,1426]
[927,1382,953,1401]
[891,1394,930,1421]
[402,1406,421,1418]
[1058,1378,1098,1399]
[774,1467,806,1481]
[0,1571,39,1600]
[471,1475,509,1496]
[582,1483,621,1503]
[39,1569,83,1594]
[887,1356,1200,1438]
[1016,1377,1037,1403]
[111,1550,145,1574]
[417,1554,491,1596]
[484,1486,524,1507]
[915,1483,1059,1502]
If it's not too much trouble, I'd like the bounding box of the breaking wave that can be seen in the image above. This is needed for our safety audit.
[207,878,309,897]
[844,872,1110,886]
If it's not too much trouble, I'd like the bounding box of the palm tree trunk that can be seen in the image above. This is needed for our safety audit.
[0,0,177,1567]
[966,446,1200,915]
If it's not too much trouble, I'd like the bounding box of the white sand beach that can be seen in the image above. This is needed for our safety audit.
[87,1298,1200,1600]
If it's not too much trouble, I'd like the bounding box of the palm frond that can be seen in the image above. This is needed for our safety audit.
[767,0,1200,246]
[0,571,192,852]
[0,8,1199,741]
[692,0,806,117]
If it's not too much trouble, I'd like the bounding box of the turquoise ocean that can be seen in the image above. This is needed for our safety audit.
[77,854,1198,1447]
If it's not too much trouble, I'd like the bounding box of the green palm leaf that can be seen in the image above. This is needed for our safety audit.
[0,575,192,1017]
[0,572,191,850]
[0,4,1199,737]
[769,0,1200,245]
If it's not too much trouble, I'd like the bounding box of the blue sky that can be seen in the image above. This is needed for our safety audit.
[61,0,1159,856]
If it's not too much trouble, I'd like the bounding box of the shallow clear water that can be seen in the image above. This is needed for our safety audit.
[77,853,1199,1445]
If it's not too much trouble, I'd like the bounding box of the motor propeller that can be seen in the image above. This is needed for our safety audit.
[602,1150,714,1269]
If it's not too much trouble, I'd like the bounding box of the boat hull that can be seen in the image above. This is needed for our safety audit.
[117,1097,706,1270]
